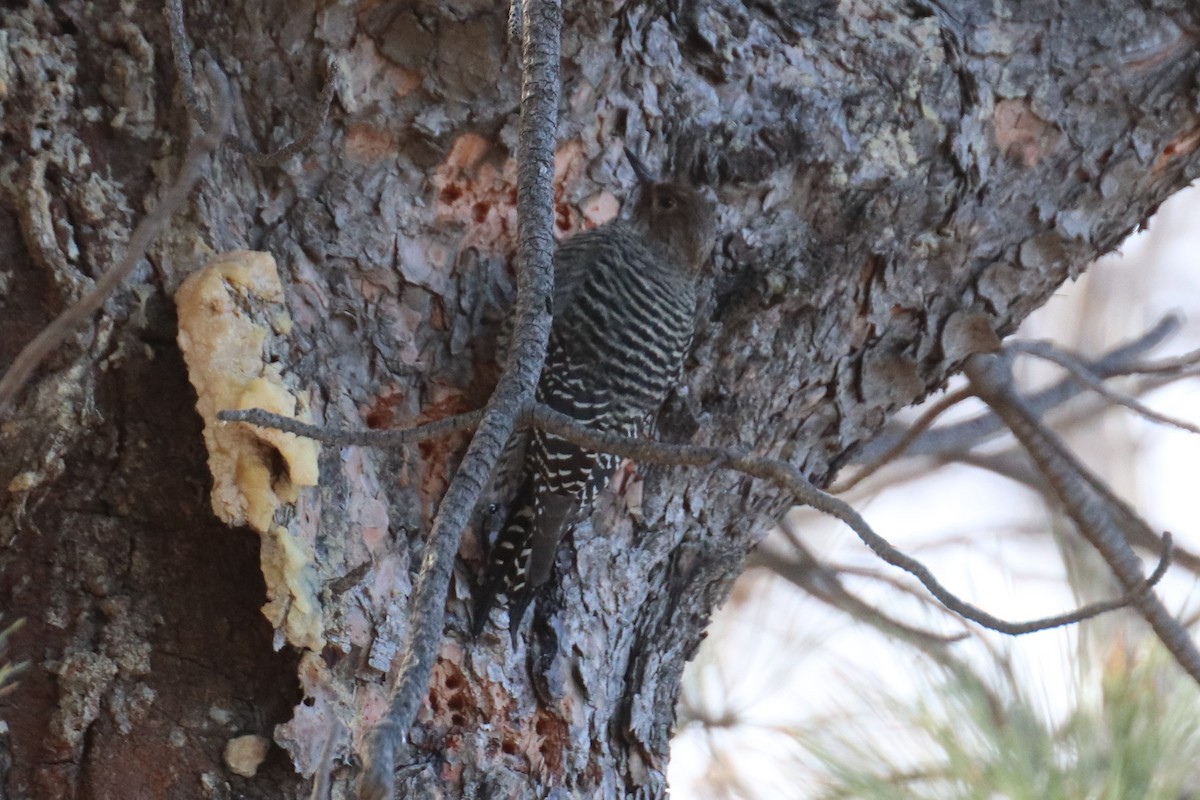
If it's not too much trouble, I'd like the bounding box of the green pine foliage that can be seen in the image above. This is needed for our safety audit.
[802,642,1200,800]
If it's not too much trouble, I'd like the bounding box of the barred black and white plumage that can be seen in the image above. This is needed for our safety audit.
[472,150,717,644]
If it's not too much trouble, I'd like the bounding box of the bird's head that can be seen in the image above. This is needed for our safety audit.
[626,148,717,272]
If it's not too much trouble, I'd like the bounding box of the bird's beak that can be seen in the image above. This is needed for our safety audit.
[624,147,655,186]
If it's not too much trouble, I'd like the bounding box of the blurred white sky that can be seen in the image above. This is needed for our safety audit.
[671,182,1200,799]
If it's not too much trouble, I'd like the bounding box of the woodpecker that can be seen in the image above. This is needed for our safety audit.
[472,149,717,643]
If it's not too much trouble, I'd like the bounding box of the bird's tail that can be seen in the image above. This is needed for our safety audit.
[471,478,538,644]
[472,472,579,645]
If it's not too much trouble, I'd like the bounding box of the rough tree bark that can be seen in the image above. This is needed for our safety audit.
[1,0,1198,797]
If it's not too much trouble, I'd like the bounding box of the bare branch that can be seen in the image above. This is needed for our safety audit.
[355,0,562,796]
[0,63,231,416]
[965,351,1200,686]
[834,342,1200,505]
[230,402,1172,639]
[1119,347,1200,376]
[939,448,1200,574]
[165,0,338,167]
[853,315,1180,463]
[775,518,987,622]
[526,405,1176,636]
[749,548,969,647]
[219,407,485,446]
[831,387,972,493]
[1010,340,1200,435]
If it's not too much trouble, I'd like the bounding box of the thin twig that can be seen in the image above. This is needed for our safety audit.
[1114,346,1200,376]
[354,0,562,796]
[1010,340,1200,435]
[0,63,231,416]
[749,548,969,647]
[777,517,984,622]
[946,360,1194,576]
[853,315,1180,463]
[940,448,1200,574]
[230,402,1173,638]
[524,405,1175,636]
[165,0,337,167]
[836,343,1200,503]
[832,387,973,493]
[965,351,1200,686]
[220,407,485,447]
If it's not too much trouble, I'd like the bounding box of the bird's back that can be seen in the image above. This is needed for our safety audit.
[541,222,698,428]
[473,170,715,643]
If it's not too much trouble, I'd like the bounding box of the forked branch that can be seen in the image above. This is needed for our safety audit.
[965,351,1200,684]
[222,403,1173,640]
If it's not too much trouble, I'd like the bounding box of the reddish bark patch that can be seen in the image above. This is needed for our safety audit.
[427,657,475,735]
[430,295,448,331]
[433,134,518,258]
[532,709,569,775]
[416,391,474,424]
[992,98,1062,167]
[1154,120,1200,174]
[363,389,409,429]
[415,391,476,517]
[344,123,398,164]
[555,196,573,233]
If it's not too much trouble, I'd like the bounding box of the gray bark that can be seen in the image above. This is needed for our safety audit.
[0,0,1197,797]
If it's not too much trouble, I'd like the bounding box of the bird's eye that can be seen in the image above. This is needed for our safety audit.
[657,196,677,210]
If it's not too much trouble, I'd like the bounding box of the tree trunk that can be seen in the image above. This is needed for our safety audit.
[1,0,1197,797]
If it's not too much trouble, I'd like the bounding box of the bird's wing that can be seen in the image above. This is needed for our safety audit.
[551,223,633,317]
